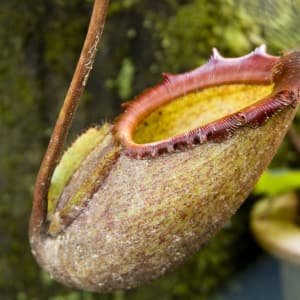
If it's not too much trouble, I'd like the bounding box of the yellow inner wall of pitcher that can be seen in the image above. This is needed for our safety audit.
[133,84,273,144]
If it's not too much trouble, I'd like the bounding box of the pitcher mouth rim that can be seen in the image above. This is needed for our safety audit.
[114,46,298,159]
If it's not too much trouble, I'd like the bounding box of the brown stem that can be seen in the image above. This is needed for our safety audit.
[288,126,300,155]
[30,0,110,236]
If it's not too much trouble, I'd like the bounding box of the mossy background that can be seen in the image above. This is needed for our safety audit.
[0,0,299,299]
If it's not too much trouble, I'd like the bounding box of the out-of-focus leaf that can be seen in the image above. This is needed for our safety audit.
[254,169,300,196]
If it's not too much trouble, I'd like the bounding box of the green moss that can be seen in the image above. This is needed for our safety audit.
[115,58,135,99]
[236,0,300,52]
[155,0,265,72]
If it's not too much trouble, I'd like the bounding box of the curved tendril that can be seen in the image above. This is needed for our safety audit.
[30,0,110,236]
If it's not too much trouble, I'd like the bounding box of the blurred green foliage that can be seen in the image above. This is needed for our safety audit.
[0,0,299,299]
[237,0,300,51]
[255,170,300,197]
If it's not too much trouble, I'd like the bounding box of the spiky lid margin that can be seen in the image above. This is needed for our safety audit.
[114,46,299,159]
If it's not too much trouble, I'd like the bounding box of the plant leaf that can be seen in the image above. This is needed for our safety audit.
[254,169,300,196]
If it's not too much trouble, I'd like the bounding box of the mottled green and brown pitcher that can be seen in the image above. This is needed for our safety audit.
[29,0,300,293]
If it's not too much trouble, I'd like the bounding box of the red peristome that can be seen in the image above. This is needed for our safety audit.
[273,50,300,92]
[114,46,300,159]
